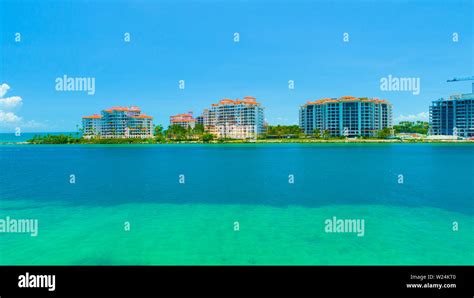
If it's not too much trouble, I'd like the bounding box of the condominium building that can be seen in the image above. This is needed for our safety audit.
[82,106,153,138]
[429,93,474,137]
[170,112,196,129]
[196,114,205,126]
[202,96,265,139]
[299,96,392,137]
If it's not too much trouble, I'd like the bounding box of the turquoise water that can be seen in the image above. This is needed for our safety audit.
[0,143,473,265]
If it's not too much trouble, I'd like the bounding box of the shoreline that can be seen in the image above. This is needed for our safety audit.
[1,139,474,145]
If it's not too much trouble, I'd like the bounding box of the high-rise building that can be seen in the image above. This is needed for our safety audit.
[82,106,153,138]
[170,112,196,129]
[203,96,265,139]
[429,93,474,137]
[196,114,205,126]
[299,96,392,137]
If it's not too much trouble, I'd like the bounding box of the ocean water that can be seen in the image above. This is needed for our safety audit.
[0,143,473,265]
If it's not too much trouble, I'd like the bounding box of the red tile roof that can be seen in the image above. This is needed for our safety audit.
[82,114,102,119]
[304,96,390,106]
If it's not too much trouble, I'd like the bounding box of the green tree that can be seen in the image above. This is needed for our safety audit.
[313,129,321,138]
[201,133,214,143]
[265,125,302,138]
[393,121,428,134]
[192,123,205,135]
[376,128,392,139]
[154,124,164,136]
[27,134,81,144]
[166,124,187,140]
[322,130,331,139]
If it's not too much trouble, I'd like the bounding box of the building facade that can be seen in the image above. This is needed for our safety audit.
[170,112,196,129]
[196,114,205,126]
[82,106,153,138]
[203,96,265,139]
[429,93,474,138]
[299,96,392,137]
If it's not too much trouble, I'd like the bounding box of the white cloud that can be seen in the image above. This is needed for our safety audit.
[0,110,22,122]
[0,96,23,109]
[0,83,48,131]
[395,112,429,123]
[0,83,10,97]
[0,83,24,126]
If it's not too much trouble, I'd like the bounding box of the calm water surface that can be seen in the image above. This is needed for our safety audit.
[0,143,473,264]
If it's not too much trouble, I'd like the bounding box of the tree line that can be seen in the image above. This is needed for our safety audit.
[27,121,428,144]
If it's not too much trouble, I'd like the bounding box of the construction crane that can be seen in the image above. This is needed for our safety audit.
[447,76,474,93]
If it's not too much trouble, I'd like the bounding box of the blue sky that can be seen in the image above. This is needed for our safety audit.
[0,0,472,132]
